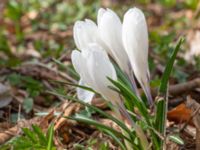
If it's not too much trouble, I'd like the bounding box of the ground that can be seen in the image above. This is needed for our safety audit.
[0,0,200,149]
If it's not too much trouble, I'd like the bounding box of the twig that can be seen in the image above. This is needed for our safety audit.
[169,78,200,95]
[150,78,200,97]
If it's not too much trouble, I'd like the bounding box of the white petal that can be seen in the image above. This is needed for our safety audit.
[122,7,149,82]
[73,21,84,50]
[86,44,119,102]
[71,50,83,76]
[98,8,130,73]
[97,8,106,25]
[77,79,94,103]
[71,50,94,88]
[73,20,98,50]
[122,7,152,104]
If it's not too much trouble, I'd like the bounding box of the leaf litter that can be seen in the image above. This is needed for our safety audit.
[0,0,200,149]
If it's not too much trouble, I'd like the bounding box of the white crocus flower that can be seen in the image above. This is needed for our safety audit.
[71,43,149,149]
[98,8,138,93]
[98,8,129,75]
[71,44,120,104]
[122,7,153,105]
[73,19,111,56]
[73,19,99,50]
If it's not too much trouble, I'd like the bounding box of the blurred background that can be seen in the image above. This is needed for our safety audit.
[0,0,200,78]
[0,0,200,149]
[0,0,200,125]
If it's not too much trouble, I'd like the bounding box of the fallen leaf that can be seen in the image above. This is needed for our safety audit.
[167,103,192,124]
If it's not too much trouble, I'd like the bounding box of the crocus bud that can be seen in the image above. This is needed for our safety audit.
[71,44,120,104]
[98,8,138,94]
[73,19,111,56]
[98,8,130,74]
[122,7,153,105]
[73,19,99,50]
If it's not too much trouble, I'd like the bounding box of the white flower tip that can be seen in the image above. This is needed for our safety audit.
[98,8,106,13]
[106,8,112,12]
[98,8,118,22]
[97,8,106,25]
[98,8,121,29]
[84,19,95,25]
[74,20,84,29]
[104,9,117,18]
[124,7,145,22]
[71,50,80,60]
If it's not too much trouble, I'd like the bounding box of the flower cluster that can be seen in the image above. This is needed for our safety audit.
[71,7,152,106]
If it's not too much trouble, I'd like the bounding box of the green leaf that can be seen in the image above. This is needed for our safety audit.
[154,97,166,148]
[32,125,47,145]
[169,135,184,145]
[46,123,54,150]
[49,79,97,94]
[52,58,67,70]
[99,142,109,150]
[69,114,131,141]
[7,73,21,86]
[23,97,33,113]
[155,98,166,133]
[107,77,149,121]
[47,91,132,136]
[22,128,37,143]
[113,63,132,91]
[159,38,184,95]
[107,78,160,149]
[156,38,184,148]
[102,129,127,150]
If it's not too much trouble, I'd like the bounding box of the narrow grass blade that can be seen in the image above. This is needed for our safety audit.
[49,79,98,94]
[159,38,184,95]
[102,129,127,150]
[107,77,149,120]
[47,91,132,138]
[22,128,37,143]
[47,123,54,150]
[113,63,132,90]
[68,115,131,143]
[168,135,184,145]
[107,78,160,149]
[156,38,184,148]
[32,125,47,145]
[155,97,166,147]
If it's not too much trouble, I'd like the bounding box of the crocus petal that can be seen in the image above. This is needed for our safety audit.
[71,50,94,88]
[97,8,106,25]
[71,50,96,103]
[73,20,98,50]
[98,8,130,74]
[122,7,153,104]
[77,79,94,103]
[71,50,83,76]
[86,44,120,102]
[71,44,120,104]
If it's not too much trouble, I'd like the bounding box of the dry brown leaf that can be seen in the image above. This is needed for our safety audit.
[0,117,40,144]
[167,103,192,124]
